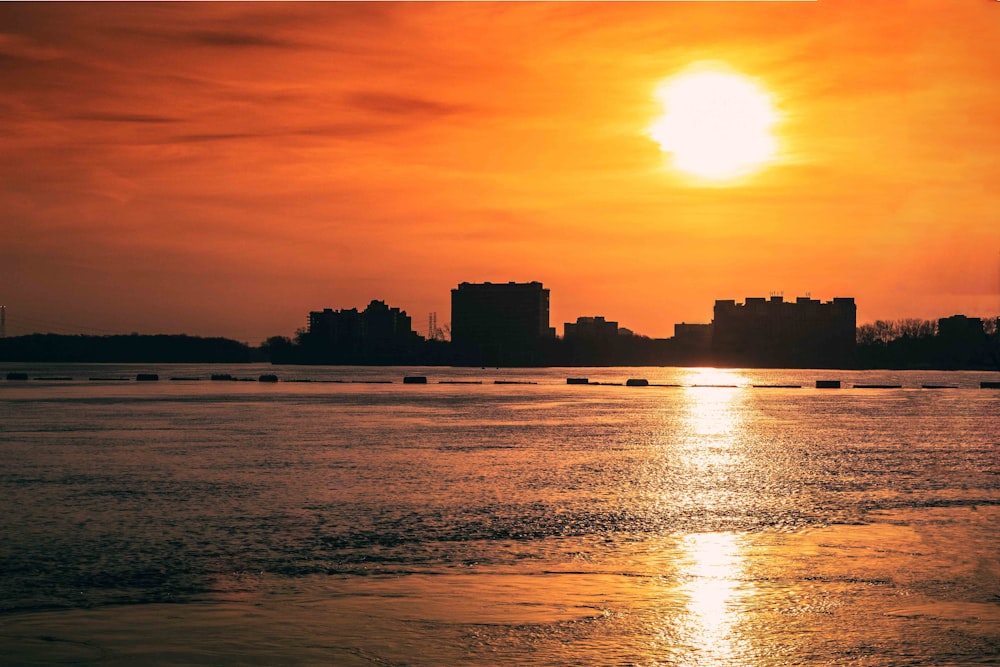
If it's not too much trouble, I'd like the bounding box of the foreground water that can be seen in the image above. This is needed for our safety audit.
[1,364,998,665]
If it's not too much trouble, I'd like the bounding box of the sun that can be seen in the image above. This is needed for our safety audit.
[650,65,779,181]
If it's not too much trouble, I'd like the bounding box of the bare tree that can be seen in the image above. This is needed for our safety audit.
[857,318,937,345]
[897,318,937,339]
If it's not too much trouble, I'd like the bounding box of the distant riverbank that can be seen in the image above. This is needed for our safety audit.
[1,332,998,371]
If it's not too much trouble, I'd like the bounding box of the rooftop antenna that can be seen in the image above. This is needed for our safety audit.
[1,305,5,338]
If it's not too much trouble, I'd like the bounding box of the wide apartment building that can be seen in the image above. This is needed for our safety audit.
[711,295,856,368]
[306,299,416,362]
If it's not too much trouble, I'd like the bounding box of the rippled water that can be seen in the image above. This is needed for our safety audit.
[1,364,998,665]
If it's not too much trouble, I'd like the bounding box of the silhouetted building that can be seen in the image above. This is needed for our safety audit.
[937,314,983,341]
[711,295,856,368]
[562,316,620,365]
[936,314,987,369]
[361,299,415,349]
[308,307,362,354]
[451,281,553,365]
[564,316,618,341]
[306,299,418,362]
[674,322,711,346]
[673,322,713,363]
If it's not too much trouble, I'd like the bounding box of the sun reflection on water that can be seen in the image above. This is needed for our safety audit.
[681,369,746,439]
[661,369,752,664]
[675,368,748,487]
[679,532,748,666]
[684,390,741,439]
[682,368,747,388]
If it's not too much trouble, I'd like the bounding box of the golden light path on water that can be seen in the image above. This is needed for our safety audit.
[678,532,747,666]
[671,368,750,665]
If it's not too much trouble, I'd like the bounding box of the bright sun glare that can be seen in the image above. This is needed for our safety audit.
[650,65,778,180]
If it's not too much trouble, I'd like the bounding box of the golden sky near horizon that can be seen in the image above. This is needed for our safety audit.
[1,1,999,342]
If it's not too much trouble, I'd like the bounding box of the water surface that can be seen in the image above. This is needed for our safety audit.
[1,365,998,665]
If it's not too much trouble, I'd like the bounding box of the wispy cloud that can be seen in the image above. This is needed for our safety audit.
[180,30,300,50]
[172,122,409,144]
[347,91,472,118]
[72,112,180,124]
[172,132,261,143]
[0,33,63,61]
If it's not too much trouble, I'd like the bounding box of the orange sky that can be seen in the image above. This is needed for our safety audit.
[2,2,999,342]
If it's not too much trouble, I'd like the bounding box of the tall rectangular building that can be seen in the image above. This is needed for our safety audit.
[451,281,552,365]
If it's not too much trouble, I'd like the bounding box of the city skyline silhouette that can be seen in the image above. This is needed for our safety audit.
[3,279,997,371]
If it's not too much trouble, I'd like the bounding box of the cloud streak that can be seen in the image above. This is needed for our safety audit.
[72,112,181,124]
[0,33,63,61]
[346,91,471,118]
[181,30,301,49]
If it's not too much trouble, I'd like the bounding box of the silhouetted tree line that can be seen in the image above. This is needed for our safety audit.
[856,318,939,345]
[0,334,253,363]
[856,317,1000,370]
[261,328,444,365]
[3,317,996,369]
[265,330,714,368]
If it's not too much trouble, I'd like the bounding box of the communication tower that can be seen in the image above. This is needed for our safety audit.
[428,312,438,340]
[1,305,5,338]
